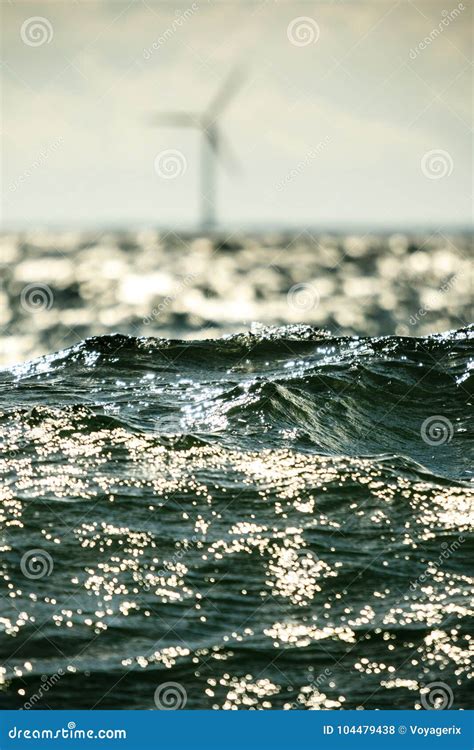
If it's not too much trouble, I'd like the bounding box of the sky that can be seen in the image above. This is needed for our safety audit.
[1,0,472,230]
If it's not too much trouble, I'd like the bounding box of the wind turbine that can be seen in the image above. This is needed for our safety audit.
[150,68,245,232]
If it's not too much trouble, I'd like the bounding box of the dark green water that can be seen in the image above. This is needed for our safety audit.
[0,326,472,709]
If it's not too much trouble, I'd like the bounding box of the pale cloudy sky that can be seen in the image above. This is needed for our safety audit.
[1,0,472,229]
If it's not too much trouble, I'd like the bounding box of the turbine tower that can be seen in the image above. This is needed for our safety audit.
[150,68,245,232]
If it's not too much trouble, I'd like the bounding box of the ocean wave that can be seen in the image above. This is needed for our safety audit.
[0,326,472,709]
[2,325,472,480]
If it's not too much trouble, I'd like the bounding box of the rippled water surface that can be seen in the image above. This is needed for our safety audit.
[0,326,472,709]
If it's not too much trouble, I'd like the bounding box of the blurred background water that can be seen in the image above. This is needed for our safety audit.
[1,229,472,367]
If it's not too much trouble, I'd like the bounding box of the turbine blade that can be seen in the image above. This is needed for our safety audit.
[204,67,246,123]
[148,112,200,127]
[203,130,241,175]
